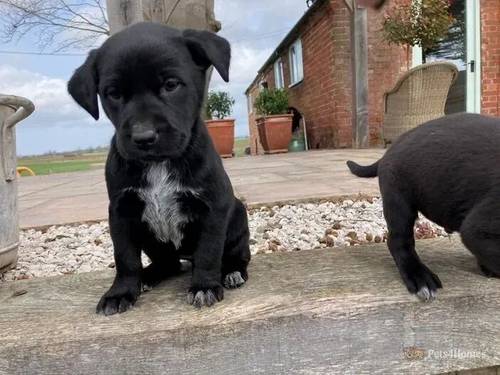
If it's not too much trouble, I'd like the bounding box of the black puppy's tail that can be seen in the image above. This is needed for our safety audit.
[346,160,379,178]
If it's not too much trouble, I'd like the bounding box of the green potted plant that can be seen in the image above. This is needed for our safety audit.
[205,91,235,158]
[382,0,454,69]
[254,88,293,154]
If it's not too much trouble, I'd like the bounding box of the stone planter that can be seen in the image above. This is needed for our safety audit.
[257,114,293,154]
[205,119,235,158]
[0,95,35,273]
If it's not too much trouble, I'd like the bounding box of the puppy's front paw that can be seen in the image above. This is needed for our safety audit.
[400,263,442,302]
[223,271,247,289]
[96,279,141,316]
[187,285,223,308]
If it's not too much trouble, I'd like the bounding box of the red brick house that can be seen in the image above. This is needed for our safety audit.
[245,0,500,155]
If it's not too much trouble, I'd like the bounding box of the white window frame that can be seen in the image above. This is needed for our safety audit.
[274,59,285,89]
[289,38,304,86]
[247,94,253,114]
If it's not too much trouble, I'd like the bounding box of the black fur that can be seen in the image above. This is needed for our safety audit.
[347,113,500,300]
[68,22,250,315]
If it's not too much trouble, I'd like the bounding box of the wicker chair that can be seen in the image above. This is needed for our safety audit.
[382,62,459,145]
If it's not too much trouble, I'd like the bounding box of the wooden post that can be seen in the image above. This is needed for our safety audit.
[105,0,220,119]
[106,0,221,35]
[351,4,369,148]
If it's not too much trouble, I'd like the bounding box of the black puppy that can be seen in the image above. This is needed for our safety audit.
[347,113,500,301]
[68,22,250,315]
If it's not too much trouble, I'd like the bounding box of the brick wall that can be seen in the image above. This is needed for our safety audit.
[246,0,411,154]
[481,0,500,117]
[289,0,339,148]
[366,0,410,144]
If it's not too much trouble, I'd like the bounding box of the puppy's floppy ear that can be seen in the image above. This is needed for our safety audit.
[68,49,99,120]
[183,29,231,82]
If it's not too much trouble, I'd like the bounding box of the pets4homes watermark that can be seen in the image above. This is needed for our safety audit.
[404,347,488,361]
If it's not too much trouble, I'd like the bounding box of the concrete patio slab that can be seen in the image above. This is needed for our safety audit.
[18,149,385,228]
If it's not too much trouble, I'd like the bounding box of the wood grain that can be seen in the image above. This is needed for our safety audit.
[1,237,499,374]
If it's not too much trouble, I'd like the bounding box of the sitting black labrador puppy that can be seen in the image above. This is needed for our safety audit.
[68,22,250,315]
[347,113,500,301]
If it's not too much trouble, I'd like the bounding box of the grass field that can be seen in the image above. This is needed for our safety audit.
[18,137,250,176]
[17,152,108,176]
[234,137,249,157]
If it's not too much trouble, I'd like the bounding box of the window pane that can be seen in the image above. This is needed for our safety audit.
[296,39,304,81]
[274,60,283,89]
[290,46,296,83]
[289,39,303,84]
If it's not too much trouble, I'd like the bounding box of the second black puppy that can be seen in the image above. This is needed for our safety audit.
[68,23,250,315]
[347,113,500,301]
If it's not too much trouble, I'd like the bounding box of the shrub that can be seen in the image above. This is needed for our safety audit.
[382,0,454,56]
[254,89,289,116]
[206,91,235,120]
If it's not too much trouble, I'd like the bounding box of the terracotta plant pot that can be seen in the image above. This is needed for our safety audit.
[256,114,293,154]
[205,119,235,158]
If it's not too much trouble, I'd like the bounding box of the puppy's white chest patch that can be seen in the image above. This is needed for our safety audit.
[137,163,194,248]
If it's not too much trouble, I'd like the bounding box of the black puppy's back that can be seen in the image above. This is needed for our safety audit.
[380,113,500,229]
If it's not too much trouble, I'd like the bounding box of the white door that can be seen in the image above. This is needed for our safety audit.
[465,0,481,113]
[413,0,481,114]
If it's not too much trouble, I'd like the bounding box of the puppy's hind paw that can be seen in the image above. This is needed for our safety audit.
[479,264,500,278]
[223,271,246,289]
[187,286,223,308]
[400,263,442,302]
[416,286,437,302]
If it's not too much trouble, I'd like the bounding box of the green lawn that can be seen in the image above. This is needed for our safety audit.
[234,137,249,157]
[17,152,107,176]
[18,138,249,176]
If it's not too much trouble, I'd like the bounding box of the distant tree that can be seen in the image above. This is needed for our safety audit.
[0,0,109,51]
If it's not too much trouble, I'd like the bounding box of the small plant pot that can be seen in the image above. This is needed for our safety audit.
[256,115,293,154]
[205,119,235,158]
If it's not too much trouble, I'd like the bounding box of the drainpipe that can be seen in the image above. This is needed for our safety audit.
[302,114,309,151]
[345,0,369,148]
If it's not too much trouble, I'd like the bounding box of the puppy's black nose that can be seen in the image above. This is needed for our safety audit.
[132,130,158,147]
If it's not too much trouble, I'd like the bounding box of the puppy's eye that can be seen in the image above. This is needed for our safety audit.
[163,78,181,92]
[106,88,122,101]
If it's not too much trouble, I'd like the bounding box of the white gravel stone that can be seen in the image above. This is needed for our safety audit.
[0,198,447,282]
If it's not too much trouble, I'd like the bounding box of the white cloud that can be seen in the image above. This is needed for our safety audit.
[1,0,309,153]
[0,64,113,155]
[0,65,81,121]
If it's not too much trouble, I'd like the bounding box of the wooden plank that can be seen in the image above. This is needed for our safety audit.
[1,237,500,374]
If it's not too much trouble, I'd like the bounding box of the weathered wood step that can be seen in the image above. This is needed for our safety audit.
[1,237,499,374]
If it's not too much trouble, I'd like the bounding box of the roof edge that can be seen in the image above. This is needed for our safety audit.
[244,0,328,95]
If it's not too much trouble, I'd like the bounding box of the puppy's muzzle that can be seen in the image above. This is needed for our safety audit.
[132,129,158,148]
[131,122,159,148]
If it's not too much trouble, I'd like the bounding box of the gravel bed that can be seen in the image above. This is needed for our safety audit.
[1,198,447,282]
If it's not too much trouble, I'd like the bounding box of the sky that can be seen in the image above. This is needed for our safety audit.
[0,0,309,156]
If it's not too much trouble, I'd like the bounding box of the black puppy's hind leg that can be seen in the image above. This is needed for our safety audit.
[222,199,251,289]
[382,190,442,301]
[460,195,500,278]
